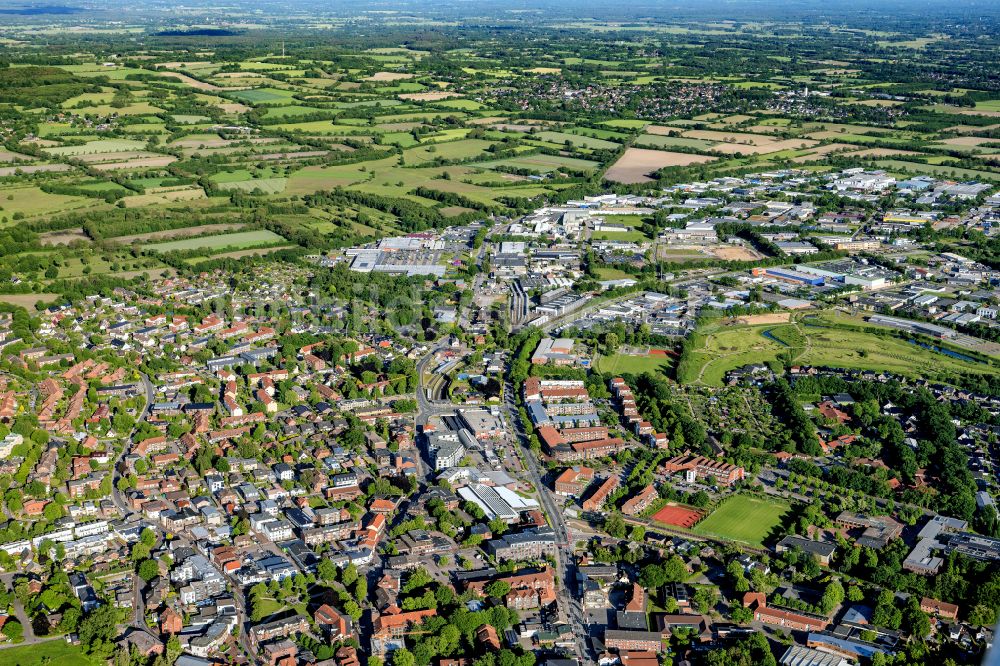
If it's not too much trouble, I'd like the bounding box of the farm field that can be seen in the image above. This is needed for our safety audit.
[475,153,599,173]
[143,230,286,253]
[0,24,994,313]
[692,495,791,547]
[604,148,716,183]
[43,139,148,156]
[0,185,105,220]
[108,223,247,244]
[531,131,620,150]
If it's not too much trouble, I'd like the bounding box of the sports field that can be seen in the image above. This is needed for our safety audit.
[692,495,790,547]
[595,351,674,375]
[651,504,703,528]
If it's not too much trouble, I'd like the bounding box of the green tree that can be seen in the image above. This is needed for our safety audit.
[663,555,688,583]
[603,513,627,539]
[78,604,121,654]
[820,579,844,615]
[394,648,416,666]
[138,558,159,582]
[317,558,337,582]
[1,619,22,641]
[485,580,512,598]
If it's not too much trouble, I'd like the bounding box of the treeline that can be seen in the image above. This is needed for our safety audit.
[714,221,786,258]
[305,188,481,232]
[628,371,708,453]
[412,186,497,214]
[39,182,128,203]
[0,66,100,106]
[767,379,823,456]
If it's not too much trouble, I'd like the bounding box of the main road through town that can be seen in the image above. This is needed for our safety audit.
[504,377,594,666]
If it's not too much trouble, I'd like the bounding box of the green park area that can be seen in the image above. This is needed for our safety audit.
[0,641,100,666]
[679,310,1000,386]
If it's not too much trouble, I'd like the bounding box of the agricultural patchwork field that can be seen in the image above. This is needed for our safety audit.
[0,33,995,296]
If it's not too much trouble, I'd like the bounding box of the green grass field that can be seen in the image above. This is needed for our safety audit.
[595,352,673,375]
[262,105,335,118]
[875,159,1000,183]
[532,131,620,150]
[601,119,651,129]
[693,495,790,547]
[594,267,634,280]
[144,229,286,253]
[216,177,287,194]
[0,185,104,220]
[43,139,147,156]
[0,640,100,666]
[475,153,599,173]
[229,87,298,104]
[592,230,649,241]
[400,138,493,164]
[634,134,716,150]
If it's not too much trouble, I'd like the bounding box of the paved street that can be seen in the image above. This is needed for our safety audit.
[503,378,594,666]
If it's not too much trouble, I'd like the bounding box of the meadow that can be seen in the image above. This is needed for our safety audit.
[0,640,100,666]
[143,230,286,253]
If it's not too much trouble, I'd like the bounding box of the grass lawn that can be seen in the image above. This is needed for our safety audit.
[0,640,100,666]
[693,495,790,547]
[592,230,649,242]
[144,229,286,253]
[595,352,673,375]
[594,267,633,280]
